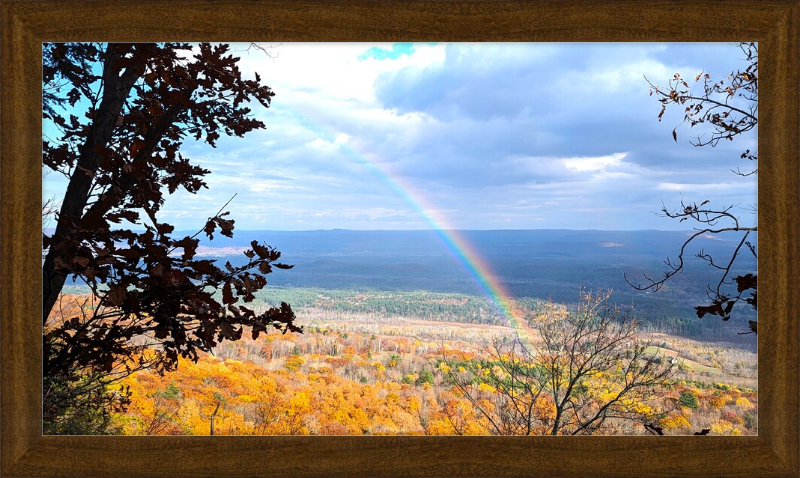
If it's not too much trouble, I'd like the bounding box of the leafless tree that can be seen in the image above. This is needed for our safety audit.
[447,337,550,435]
[144,396,181,435]
[629,42,758,333]
[448,290,674,435]
[538,290,674,435]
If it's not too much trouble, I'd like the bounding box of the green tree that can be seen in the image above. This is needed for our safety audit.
[155,382,182,400]
[43,370,127,435]
[416,370,434,386]
[679,392,699,409]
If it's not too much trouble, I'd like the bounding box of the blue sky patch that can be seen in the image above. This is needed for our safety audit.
[358,43,417,61]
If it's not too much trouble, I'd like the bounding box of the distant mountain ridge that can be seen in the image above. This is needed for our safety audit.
[53,229,756,339]
[194,229,755,307]
[170,228,755,259]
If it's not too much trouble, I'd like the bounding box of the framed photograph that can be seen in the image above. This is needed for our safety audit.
[2,1,798,477]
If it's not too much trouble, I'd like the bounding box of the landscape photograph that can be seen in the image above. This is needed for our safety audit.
[42,41,758,436]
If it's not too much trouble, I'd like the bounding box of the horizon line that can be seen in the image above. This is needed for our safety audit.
[170,227,704,233]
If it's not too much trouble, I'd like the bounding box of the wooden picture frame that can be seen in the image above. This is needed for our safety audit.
[2,1,797,476]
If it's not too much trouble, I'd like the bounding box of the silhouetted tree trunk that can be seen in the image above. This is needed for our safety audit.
[210,401,221,436]
[42,44,145,325]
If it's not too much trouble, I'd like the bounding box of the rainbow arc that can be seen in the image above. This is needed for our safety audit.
[296,118,531,339]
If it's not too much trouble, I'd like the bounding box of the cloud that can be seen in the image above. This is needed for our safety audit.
[563,153,627,172]
[656,182,742,192]
[76,42,756,231]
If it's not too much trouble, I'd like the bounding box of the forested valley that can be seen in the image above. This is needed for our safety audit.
[52,284,757,436]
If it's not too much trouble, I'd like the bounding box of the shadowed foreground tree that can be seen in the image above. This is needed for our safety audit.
[447,290,674,435]
[628,42,758,334]
[42,42,299,434]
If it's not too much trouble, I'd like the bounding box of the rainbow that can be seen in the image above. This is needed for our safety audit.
[289,113,530,339]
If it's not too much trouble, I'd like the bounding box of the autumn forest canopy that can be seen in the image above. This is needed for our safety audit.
[42,42,757,436]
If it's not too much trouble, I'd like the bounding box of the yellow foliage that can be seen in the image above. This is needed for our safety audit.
[631,401,652,416]
[178,400,203,435]
[710,420,734,435]
[425,418,456,435]
[708,395,727,409]
[599,389,618,402]
[290,391,310,412]
[534,395,557,421]
[283,355,306,372]
[115,324,755,437]
[659,414,691,430]
[734,397,753,410]
[407,395,422,412]
[478,383,496,393]
[463,421,490,435]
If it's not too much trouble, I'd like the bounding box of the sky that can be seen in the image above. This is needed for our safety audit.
[43,42,758,231]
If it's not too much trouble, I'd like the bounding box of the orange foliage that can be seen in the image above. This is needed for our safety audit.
[114,328,756,436]
[707,394,727,409]
[659,413,692,431]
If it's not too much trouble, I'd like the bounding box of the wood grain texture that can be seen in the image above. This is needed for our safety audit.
[1,1,797,477]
